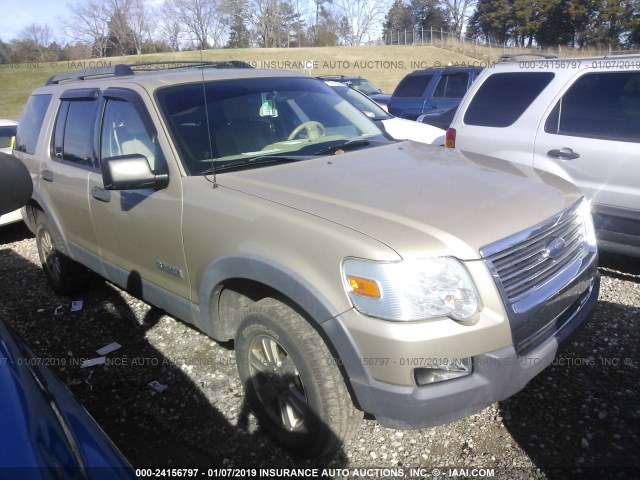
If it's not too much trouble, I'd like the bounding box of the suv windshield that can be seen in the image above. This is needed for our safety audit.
[156,77,387,175]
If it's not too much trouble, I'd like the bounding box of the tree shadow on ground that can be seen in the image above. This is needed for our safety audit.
[500,255,640,479]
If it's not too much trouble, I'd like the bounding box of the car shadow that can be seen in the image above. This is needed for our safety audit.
[499,258,640,478]
[0,225,350,468]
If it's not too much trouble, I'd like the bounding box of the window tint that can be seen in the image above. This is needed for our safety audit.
[394,74,435,98]
[101,99,163,172]
[52,99,98,167]
[544,72,640,143]
[433,73,470,99]
[464,72,554,127]
[15,94,51,154]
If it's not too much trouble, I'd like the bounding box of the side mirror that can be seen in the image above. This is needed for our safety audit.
[102,154,169,191]
[0,152,32,215]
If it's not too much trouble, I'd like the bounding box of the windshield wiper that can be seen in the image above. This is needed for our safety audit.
[200,155,313,175]
[313,139,392,156]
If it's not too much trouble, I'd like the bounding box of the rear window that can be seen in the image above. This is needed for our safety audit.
[464,72,554,127]
[393,74,435,98]
[52,98,99,167]
[15,94,51,154]
[544,72,640,143]
[433,72,470,99]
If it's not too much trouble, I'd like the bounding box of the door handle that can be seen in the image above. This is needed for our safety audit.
[91,186,111,203]
[547,148,580,160]
[41,170,53,182]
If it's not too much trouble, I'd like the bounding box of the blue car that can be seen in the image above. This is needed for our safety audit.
[0,317,135,479]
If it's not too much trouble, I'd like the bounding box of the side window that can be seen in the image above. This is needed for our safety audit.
[100,99,163,172]
[433,73,470,99]
[464,72,554,127]
[393,74,435,98]
[544,72,640,143]
[52,98,98,167]
[15,94,51,154]
[0,125,17,149]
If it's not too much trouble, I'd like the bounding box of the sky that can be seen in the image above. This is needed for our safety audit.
[0,0,83,42]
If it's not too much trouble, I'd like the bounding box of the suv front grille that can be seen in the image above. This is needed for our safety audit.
[487,203,585,302]
[481,201,596,355]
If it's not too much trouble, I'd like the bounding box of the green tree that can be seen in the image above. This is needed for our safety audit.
[466,0,513,44]
[382,0,413,43]
[226,1,251,47]
[408,0,450,31]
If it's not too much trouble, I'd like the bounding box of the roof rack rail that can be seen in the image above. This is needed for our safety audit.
[128,60,254,71]
[46,64,134,85]
[44,60,254,85]
[498,53,557,63]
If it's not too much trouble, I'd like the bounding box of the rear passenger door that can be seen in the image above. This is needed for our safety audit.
[41,89,101,263]
[428,71,474,112]
[533,70,640,249]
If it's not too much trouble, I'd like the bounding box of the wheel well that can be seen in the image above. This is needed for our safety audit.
[22,200,43,232]
[214,280,363,411]
[215,279,287,341]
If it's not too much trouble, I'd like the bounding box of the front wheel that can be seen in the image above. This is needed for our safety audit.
[235,298,361,456]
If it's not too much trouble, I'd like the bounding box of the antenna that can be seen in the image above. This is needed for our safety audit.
[199,50,217,188]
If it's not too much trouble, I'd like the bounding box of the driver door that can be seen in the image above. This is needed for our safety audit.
[88,88,190,304]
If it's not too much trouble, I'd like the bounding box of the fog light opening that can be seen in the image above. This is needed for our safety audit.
[414,357,472,386]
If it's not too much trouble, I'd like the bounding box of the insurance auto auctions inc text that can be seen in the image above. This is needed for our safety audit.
[248,60,491,70]
[198,467,496,478]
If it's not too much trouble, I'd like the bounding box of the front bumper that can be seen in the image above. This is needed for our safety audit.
[341,273,599,430]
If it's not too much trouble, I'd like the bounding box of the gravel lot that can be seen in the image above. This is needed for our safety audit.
[1,221,638,479]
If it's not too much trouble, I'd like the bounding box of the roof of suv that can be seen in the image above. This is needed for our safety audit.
[41,62,307,92]
[487,53,640,72]
[405,66,483,75]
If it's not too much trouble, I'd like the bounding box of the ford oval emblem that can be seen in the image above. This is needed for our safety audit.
[545,237,567,259]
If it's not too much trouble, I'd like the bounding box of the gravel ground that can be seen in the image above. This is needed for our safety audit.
[1,222,638,479]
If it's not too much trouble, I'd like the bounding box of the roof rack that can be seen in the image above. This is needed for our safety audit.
[498,53,557,63]
[46,64,134,85]
[317,75,358,79]
[128,60,254,71]
[45,60,254,85]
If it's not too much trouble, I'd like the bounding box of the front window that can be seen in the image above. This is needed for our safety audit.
[344,78,382,95]
[331,85,391,121]
[101,98,164,172]
[544,72,640,143]
[156,77,388,175]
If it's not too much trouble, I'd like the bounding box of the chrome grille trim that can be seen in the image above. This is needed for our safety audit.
[480,199,598,356]
[482,201,585,303]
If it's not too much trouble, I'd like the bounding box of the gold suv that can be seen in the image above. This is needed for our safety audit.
[16,62,599,456]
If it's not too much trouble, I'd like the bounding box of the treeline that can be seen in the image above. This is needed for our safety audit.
[469,0,640,48]
[384,0,640,49]
[2,0,639,64]
[1,0,393,63]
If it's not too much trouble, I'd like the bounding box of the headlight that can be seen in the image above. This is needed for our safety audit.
[578,198,597,249]
[342,257,482,322]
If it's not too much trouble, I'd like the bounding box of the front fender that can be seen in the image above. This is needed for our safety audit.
[195,254,372,392]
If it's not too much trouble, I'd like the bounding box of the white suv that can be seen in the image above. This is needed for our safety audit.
[447,55,640,257]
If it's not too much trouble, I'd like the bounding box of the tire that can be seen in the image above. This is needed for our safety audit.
[35,210,91,295]
[235,298,362,456]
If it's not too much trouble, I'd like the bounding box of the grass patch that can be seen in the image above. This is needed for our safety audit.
[0,45,477,119]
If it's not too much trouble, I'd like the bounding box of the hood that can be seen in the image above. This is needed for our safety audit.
[381,118,445,145]
[218,141,582,260]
